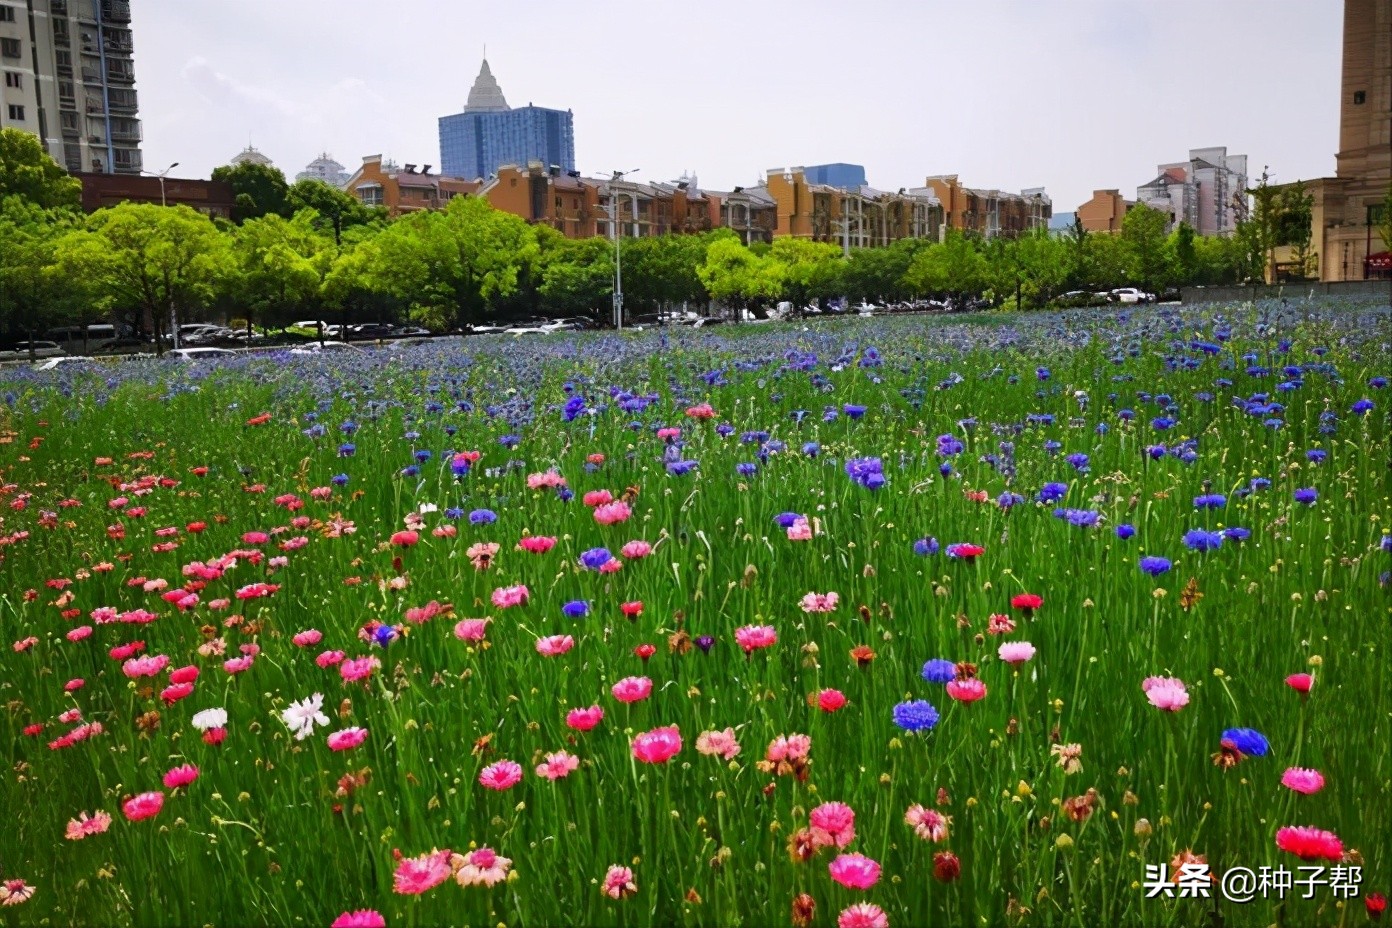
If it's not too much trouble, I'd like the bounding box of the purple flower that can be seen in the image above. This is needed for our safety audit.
[1294,487,1318,505]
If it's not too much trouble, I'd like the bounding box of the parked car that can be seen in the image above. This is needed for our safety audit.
[170,347,238,361]
[348,323,395,340]
[391,326,433,338]
[1110,287,1155,304]
[5,341,65,358]
[288,341,359,355]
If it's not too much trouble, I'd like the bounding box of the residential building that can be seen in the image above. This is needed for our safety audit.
[1135,147,1248,235]
[296,153,349,188]
[229,144,273,169]
[1077,189,1134,233]
[343,154,479,216]
[77,171,233,218]
[710,185,777,246]
[1269,0,1390,281]
[922,175,1051,238]
[765,166,943,250]
[802,163,867,190]
[438,59,575,182]
[0,0,141,175]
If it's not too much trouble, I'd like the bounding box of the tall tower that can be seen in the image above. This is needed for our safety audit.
[1334,0,1391,185]
[439,58,574,181]
[0,0,142,174]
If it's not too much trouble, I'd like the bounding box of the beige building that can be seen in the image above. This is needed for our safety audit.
[765,166,943,250]
[1270,0,1390,281]
[0,0,141,174]
[1077,189,1134,233]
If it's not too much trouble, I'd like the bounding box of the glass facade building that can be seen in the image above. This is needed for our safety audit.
[438,59,575,181]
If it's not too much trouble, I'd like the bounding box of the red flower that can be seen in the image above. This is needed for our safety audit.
[1011,593,1043,612]
[932,851,961,882]
[245,413,272,426]
[23,724,43,737]
[816,689,847,712]
[1366,893,1387,919]
[633,644,656,663]
[1275,825,1343,862]
[391,531,419,548]
[190,466,208,476]
[1285,673,1313,694]
[620,601,644,618]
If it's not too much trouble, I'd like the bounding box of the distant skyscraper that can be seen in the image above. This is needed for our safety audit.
[229,144,273,168]
[438,59,575,181]
[297,153,349,188]
[802,163,867,189]
[0,0,141,174]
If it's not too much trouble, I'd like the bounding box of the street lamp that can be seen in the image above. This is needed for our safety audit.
[141,162,180,348]
[606,169,639,330]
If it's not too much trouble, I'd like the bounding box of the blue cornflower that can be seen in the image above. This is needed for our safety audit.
[1221,728,1269,757]
[1036,482,1069,504]
[997,492,1026,509]
[469,509,497,525]
[921,659,956,683]
[1305,449,1327,463]
[913,537,940,556]
[400,465,420,477]
[1369,377,1388,388]
[936,435,964,456]
[414,450,432,463]
[1352,398,1374,415]
[775,512,802,528]
[1139,556,1172,576]
[843,404,867,419]
[736,462,758,477]
[340,420,358,434]
[1116,524,1136,539]
[372,624,399,647]
[1054,508,1102,528]
[1194,493,1226,509]
[1145,444,1167,460]
[561,600,590,618]
[1381,535,1392,552]
[1152,416,1177,430]
[338,443,356,457]
[1294,487,1318,505]
[1036,367,1051,381]
[1222,527,1250,543]
[331,473,349,486]
[1250,477,1272,492]
[1065,453,1090,473]
[444,507,464,520]
[845,458,885,489]
[715,423,735,437]
[1183,529,1224,552]
[666,460,699,476]
[579,547,613,570]
[892,700,940,732]
[802,442,820,457]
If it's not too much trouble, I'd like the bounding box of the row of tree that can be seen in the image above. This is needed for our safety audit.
[3,128,1373,345]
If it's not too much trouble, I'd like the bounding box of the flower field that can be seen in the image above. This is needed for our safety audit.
[1,300,1389,928]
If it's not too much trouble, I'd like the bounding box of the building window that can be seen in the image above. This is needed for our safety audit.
[356,184,383,207]
[0,37,21,58]
[0,6,15,22]
[1353,90,1365,105]
[3,71,18,88]
[7,104,24,121]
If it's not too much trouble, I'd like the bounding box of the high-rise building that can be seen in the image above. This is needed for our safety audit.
[438,59,574,182]
[1135,147,1247,236]
[297,153,349,188]
[0,0,141,175]
[802,163,867,190]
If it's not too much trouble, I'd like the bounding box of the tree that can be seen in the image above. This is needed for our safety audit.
[0,198,86,344]
[1274,181,1316,279]
[211,161,290,223]
[52,203,229,350]
[286,179,383,246]
[767,238,842,316]
[906,231,988,303]
[1120,203,1170,293]
[366,196,539,329]
[1378,184,1392,252]
[697,237,783,314]
[539,235,612,320]
[1236,167,1280,284]
[0,128,81,211]
[229,211,331,331]
[1166,222,1198,288]
[842,239,924,303]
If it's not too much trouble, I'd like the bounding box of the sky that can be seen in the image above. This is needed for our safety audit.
[132,0,1345,212]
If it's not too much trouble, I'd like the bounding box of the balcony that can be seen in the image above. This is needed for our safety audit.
[106,66,134,84]
[102,0,131,23]
[51,0,68,13]
[53,30,71,48]
[111,123,140,142]
[113,148,142,172]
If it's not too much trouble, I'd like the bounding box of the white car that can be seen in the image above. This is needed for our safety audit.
[288,341,359,355]
[1110,288,1154,304]
[6,341,65,358]
[170,347,238,361]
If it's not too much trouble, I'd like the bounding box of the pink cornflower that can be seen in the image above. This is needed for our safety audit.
[66,625,93,642]
[602,865,637,899]
[467,542,501,570]
[1275,825,1343,861]
[491,585,529,609]
[527,470,567,490]
[123,654,170,678]
[317,649,346,668]
[122,791,164,822]
[828,853,881,890]
[241,531,269,545]
[611,676,653,703]
[328,727,369,752]
[454,618,490,642]
[535,750,580,780]
[734,624,777,653]
[65,678,86,693]
[517,535,557,554]
[786,517,813,541]
[162,764,199,789]
[169,664,199,685]
[292,629,323,648]
[339,656,380,683]
[1142,676,1190,711]
[695,728,741,761]
[838,903,889,928]
[817,689,847,712]
[1281,768,1326,794]
[392,848,452,895]
[594,501,632,525]
[998,641,1036,664]
[583,490,613,507]
[390,530,419,548]
[767,734,812,762]
[479,760,524,790]
[13,636,38,653]
[632,725,682,764]
[566,706,604,731]
[810,801,857,849]
[0,880,35,907]
[800,591,840,613]
[987,613,1016,635]
[453,847,512,887]
[656,427,681,441]
[1286,673,1313,694]
[620,540,652,559]
[946,678,987,702]
[685,402,716,419]
[536,635,575,656]
[331,911,386,928]
[65,810,112,841]
[223,654,254,675]
[904,804,951,842]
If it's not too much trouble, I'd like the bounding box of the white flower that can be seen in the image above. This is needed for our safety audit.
[191,708,227,731]
[281,693,328,741]
[418,502,439,514]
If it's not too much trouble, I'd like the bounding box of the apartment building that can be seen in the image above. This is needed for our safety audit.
[296,153,349,189]
[0,0,141,175]
[922,175,1051,238]
[343,154,479,216]
[1076,189,1134,233]
[1135,147,1248,236]
[765,167,943,250]
[439,59,575,182]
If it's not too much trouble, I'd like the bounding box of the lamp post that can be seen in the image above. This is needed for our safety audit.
[141,162,180,349]
[606,169,639,330]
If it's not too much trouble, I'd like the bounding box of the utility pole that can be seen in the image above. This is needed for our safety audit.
[142,161,180,351]
[607,169,639,330]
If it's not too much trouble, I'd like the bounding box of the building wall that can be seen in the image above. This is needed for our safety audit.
[0,0,140,175]
[77,172,234,217]
[803,163,867,189]
[439,106,575,181]
[344,155,479,217]
[1077,189,1132,233]
[923,175,1050,238]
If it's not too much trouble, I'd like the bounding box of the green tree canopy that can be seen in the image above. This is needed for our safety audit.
[211,161,290,223]
[1120,203,1171,293]
[229,211,332,331]
[906,231,989,300]
[286,179,383,245]
[0,128,81,211]
[697,237,783,312]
